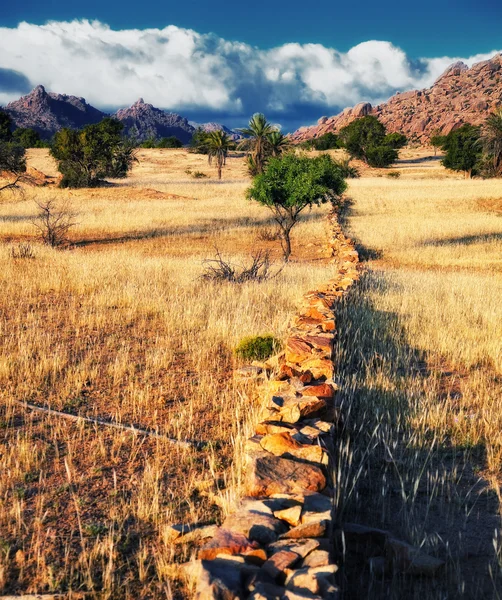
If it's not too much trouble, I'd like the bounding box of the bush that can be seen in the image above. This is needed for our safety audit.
[12,128,44,148]
[0,141,26,174]
[440,124,482,178]
[234,335,281,361]
[310,132,340,151]
[191,171,208,179]
[365,145,398,168]
[332,157,360,179]
[51,118,136,188]
[386,170,401,179]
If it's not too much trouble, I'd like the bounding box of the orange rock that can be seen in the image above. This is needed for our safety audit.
[301,383,336,400]
[285,337,314,363]
[262,550,301,580]
[198,529,260,560]
[245,452,326,497]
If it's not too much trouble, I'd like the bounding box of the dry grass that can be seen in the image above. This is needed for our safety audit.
[334,156,502,598]
[0,149,336,598]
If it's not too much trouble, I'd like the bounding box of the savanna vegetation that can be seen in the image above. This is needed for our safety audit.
[0,104,501,600]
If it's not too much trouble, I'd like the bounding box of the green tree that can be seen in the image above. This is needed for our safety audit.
[157,136,183,148]
[0,110,13,141]
[206,130,233,179]
[51,118,136,188]
[246,154,347,260]
[268,131,291,157]
[338,115,402,167]
[189,128,210,154]
[440,124,482,178]
[383,132,407,149]
[238,113,278,175]
[480,108,502,176]
[311,132,340,151]
[430,132,446,156]
[12,128,43,148]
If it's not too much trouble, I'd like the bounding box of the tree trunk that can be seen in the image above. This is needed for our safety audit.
[218,165,222,180]
[282,230,292,261]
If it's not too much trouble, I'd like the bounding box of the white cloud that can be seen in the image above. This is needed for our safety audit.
[0,19,499,122]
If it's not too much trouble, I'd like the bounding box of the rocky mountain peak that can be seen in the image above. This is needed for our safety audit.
[291,53,502,144]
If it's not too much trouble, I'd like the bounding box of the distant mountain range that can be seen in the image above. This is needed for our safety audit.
[5,54,501,146]
[292,53,502,143]
[2,86,241,142]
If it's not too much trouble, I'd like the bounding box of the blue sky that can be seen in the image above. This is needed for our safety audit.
[0,1,501,131]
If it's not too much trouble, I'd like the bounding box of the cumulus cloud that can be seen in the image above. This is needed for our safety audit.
[0,19,499,127]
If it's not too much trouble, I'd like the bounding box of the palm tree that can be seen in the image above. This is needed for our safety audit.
[481,108,502,176]
[238,113,278,174]
[267,131,291,157]
[206,130,233,180]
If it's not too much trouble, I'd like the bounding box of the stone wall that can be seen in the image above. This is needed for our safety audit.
[186,208,360,599]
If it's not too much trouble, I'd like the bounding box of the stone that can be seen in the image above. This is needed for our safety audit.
[248,581,286,600]
[280,520,328,539]
[198,529,261,560]
[285,338,314,363]
[222,510,287,545]
[302,550,331,568]
[282,590,323,600]
[340,523,388,556]
[285,565,338,596]
[260,432,327,464]
[194,558,243,599]
[273,504,303,527]
[262,550,301,580]
[386,537,445,575]
[235,365,265,379]
[245,452,327,497]
[296,358,334,380]
[268,538,320,558]
[301,383,336,400]
[256,421,297,436]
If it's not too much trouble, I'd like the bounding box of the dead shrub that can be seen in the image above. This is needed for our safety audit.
[32,198,77,247]
[9,242,35,259]
[201,249,284,283]
[255,227,281,242]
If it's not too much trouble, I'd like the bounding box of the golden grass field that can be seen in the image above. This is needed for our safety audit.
[0,148,337,599]
[333,154,502,598]
[0,147,501,598]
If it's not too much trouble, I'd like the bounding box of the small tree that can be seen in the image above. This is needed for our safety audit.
[206,130,233,179]
[51,118,136,187]
[338,115,403,167]
[189,128,210,154]
[0,140,27,194]
[429,129,445,156]
[440,124,481,178]
[246,154,347,260]
[268,131,291,157]
[32,198,77,247]
[238,113,278,175]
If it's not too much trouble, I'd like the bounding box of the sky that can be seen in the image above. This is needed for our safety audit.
[0,0,501,131]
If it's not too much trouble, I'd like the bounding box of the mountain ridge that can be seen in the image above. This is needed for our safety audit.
[291,53,502,143]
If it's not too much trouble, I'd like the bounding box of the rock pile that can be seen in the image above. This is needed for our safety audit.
[291,53,502,144]
[182,209,359,599]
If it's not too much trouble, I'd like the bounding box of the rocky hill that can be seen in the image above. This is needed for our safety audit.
[114,99,194,143]
[190,121,242,140]
[292,54,502,143]
[4,86,107,139]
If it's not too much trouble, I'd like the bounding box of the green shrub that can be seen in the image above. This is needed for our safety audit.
[191,170,208,178]
[234,335,281,361]
[386,170,401,178]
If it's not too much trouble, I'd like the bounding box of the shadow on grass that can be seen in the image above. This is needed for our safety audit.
[422,232,502,247]
[333,268,502,599]
[72,211,325,248]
